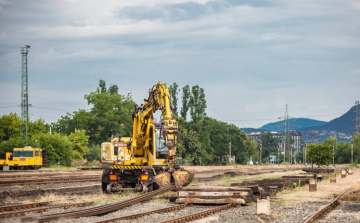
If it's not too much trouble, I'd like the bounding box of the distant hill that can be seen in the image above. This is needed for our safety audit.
[259,118,327,132]
[299,106,356,134]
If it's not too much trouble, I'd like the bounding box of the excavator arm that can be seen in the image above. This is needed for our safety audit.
[130,82,193,189]
[131,82,178,162]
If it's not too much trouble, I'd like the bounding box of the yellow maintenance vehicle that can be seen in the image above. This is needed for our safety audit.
[0,147,43,170]
[101,82,194,193]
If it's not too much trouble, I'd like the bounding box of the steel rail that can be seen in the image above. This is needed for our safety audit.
[0,202,92,219]
[91,204,189,223]
[0,201,50,212]
[0,176,100,185]
[160,204,234,223]
[302,188,350,223]
[21,185,177,223]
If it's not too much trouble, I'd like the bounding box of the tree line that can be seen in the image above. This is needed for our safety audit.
[4,79,359,166]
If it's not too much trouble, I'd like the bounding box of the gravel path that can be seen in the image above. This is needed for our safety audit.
[202,201,328,223]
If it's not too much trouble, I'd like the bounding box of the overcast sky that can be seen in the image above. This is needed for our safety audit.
[0,0,359,128]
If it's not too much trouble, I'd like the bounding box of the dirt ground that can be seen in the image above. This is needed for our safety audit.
[277,168,359,204]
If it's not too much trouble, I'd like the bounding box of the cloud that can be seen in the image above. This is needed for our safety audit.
[116,0,275,22]
[0,0,360,126]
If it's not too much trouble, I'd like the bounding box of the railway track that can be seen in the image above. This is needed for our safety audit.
[92,204,189,223]
[0,176,100,185]
[302,188,350,223]
[0,202,92,218]
[161,204,234,223]
[0,201,50,212]
[21,185,177,223]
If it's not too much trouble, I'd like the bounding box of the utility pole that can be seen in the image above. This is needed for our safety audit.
[279,105,291,163]
[291,144,293,164]
[20,45,30,145]
[277,144,280,165]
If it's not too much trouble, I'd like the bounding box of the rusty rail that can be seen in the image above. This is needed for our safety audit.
[302,188,349,223]
[21,185,177,223]
[160,204,234,223]
[92,204,189,223]
[0,176,100,185]
[0,202,50,212]
[0,202,92,218]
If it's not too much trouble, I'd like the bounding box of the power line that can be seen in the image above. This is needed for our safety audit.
[31,105,70,112]
[0,105,20,109]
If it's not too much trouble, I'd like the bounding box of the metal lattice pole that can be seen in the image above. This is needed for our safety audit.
[20,45,30,145]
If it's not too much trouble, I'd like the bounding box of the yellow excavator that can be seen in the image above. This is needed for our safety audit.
[101,82,194,193]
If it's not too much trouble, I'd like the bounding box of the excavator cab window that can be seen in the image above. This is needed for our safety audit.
[114,146,118,156]
[155,129,168,159]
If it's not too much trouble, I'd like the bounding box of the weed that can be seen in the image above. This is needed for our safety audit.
[271,199,285,205]
[333,193,338,198]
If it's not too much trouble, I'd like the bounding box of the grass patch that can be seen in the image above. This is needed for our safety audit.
[271,199,285,205]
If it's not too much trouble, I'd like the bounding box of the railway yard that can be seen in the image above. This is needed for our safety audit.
[0,165,359,223]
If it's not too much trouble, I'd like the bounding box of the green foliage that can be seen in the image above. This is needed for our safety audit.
[243,137,259,163]
[307,142,333,167]
[295,150,304,163]
[259,132,279,161]
[52,79,135,145]
[169,82,179,116]
[0,137,27,153]
[0,113,47,143]
[184,130,209,165]
[37,133,73,166]
[180,85,190,120]
[335,141,350,163]
[0,113,20,141]
[69,129,89,160]
[87,144,101,162]
[189,85,207,123]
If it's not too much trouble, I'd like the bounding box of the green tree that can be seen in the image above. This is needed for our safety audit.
[335,141,351,164]
[184,130,209,165]
[99,79,107,93]
[0,113,47,143]
[352,133,360,163]
[307,142,333,168]
[87,144,101,162]
[37,133,73,166]
[243,137,259,163]
[84,81,135,144]
[259,132,279,161]
[295,151,304,164]
[69,129,89,160]
[0,137,27,153]
[108,84,119,95]
[189,85,207,123]
[169,82,179,116]
[0,113,20,142]
[180,85,190,120]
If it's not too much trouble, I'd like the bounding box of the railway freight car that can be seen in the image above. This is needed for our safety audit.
[0,147,43,170]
